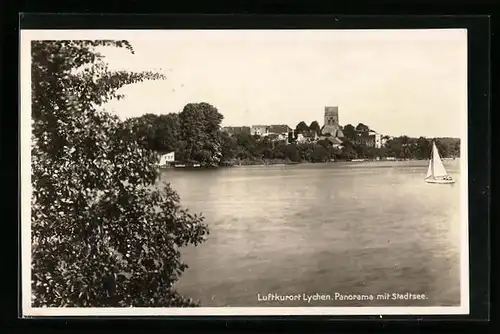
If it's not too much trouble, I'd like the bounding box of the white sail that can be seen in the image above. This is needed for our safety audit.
[425,158,433,179]
[430,142,448,178]
[425,142,454,184]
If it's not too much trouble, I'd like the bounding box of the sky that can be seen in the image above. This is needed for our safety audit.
[94,29,467,138]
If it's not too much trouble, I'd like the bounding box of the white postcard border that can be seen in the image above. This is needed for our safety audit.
[20,29,470,317]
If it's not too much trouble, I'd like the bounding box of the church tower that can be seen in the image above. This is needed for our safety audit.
[321,106,343,137]
[324,106,339,127]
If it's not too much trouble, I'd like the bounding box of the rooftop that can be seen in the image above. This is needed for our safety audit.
[330,137,343,145]
[268,124,291,133]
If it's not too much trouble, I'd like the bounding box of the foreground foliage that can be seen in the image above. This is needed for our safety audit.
[31,40,209,307]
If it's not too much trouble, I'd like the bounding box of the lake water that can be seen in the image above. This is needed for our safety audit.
[160,160,462,307]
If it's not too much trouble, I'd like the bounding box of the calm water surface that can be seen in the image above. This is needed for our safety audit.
[160,160,462,307]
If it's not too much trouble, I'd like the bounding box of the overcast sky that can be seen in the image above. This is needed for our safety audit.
[95,29,467,138]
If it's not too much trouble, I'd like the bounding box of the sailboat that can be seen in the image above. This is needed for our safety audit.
[425,142,455,184]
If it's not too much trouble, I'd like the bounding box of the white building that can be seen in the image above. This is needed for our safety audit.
[159,152,175,166]
[365,130,383,149]
[250,125,269,136]
[374,133,382,148]
[296,133,306,143]
[381,135,392,148]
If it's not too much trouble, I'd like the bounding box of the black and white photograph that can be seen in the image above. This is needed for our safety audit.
[21,29,469,316]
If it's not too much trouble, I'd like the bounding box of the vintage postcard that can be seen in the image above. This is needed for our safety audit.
[20,28,469,317]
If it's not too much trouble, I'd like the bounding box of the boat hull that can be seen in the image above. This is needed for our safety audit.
[425,178,455,184]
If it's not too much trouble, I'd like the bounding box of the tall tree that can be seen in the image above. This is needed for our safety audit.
[31,40,209,307]
[219,131,238,163]
[179,102,224,166]
[153,113,181,153]
[355,123,370,132]
[309,121,321,135]
[453,140,460,157]
[295,121,309,134]
[416,137,432,160]
[124,113,161,150]
[342,124,356,140]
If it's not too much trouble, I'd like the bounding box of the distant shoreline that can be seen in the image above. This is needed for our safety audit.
[159,157,459,170]
[225,157,459,167]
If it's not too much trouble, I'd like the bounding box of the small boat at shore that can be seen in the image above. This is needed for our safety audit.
[425,142,455,184]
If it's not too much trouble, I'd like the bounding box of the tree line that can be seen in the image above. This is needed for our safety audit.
[127,112,461,165]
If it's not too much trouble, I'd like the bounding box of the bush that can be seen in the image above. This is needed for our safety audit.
[31,40,209,307]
